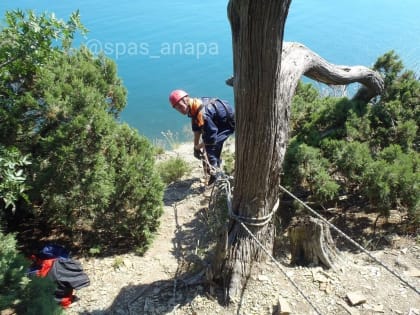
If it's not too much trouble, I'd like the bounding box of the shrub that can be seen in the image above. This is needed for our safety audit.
[283,140,339,202]
[0,146,31,214]
[0,11,164,252]
[0,232,63,314]
[157,156,190,184]
[284,52,419,225]
[363,146,419,220]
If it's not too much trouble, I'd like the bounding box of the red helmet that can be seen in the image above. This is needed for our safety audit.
[169,89,188,106]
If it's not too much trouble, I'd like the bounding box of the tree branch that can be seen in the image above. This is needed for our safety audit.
[226,41,384,103]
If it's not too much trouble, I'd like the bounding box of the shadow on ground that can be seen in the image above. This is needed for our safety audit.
[85,179,225,315]
[164,177,206,207]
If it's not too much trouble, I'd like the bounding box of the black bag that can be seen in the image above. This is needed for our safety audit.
[48,258,90,300]
[28,244,90,307]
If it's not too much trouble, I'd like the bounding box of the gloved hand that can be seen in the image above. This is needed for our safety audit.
[193,148,203,160]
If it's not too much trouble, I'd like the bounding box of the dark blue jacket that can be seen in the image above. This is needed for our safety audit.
[191,98,235,145]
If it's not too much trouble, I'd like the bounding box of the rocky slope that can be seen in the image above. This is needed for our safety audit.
[67,143,420,315]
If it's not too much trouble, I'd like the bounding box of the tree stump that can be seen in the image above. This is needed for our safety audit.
[288,216,340,269]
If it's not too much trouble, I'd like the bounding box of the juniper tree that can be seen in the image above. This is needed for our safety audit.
[217,0,384,301]
[0,10,164,251]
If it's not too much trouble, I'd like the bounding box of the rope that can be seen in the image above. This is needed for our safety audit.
[204,157,278,227]
[207,174,419,315]
[211,176,323,314]
[229,199,279,227]
[239,221,323,315]
[202,149,419,308]
[278,184,420,296]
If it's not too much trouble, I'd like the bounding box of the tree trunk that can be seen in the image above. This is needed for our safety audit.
[222,0,292,303]
[288,216,340,269]
[217,1,384,304]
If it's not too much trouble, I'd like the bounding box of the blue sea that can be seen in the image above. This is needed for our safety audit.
[1,1,419,142]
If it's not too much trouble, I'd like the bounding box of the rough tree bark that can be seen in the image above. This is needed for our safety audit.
[288,216,341,270]
[227,41,384,103]
[216,0,384,304]
[220,0,292,303]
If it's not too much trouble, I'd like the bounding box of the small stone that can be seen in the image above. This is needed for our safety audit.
[276,296,292,315]
[313,272,329,283]
[346,291,367,306]
[406,267,420,278]
[364,303,385,313]
[258,274,270,282]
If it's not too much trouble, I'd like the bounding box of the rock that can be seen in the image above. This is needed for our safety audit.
[275,296,292,315]
[346,291,367,306]
[365,303,385,313]
[258,274,270,282]
[406,267,420,278]
[312,271,329,283]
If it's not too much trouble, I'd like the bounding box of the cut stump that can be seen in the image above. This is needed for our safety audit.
[288,215,340,269]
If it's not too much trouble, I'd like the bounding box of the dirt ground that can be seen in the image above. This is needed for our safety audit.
[66,143,420,315]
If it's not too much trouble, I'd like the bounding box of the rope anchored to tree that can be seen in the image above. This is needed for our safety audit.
[207,171,419,315]
[230,199,280,227]
[278,184,420,296]
[210,174,323,314]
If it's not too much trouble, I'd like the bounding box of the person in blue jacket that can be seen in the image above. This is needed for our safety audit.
[169,89,235,184]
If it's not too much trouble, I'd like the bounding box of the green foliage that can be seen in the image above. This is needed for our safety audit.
[363,146,419,218]
[88,246,101,256]
[0,9,86,80]
[293,95,354,146]
[24,276,63,315]
[0,232,63,314]
[285,52,419,223]
[283,140,339,202]
[157,156,190,184]
[0,232,27,310]
[322,140,373,187]
[0,10,87,147]
[222,151,235,175]
[0,11,164,252]
[0,146,31,213]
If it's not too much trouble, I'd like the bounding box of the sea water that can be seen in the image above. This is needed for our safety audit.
[1,0,419,142]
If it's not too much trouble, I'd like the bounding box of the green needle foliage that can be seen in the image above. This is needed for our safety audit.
[0,10,164,251]
[0,232,63,314]
[284,51,419,224]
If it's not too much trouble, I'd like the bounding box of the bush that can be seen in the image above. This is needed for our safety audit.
[363,146,419,219]
[284,52,419,224]
[0,11,164,252]
[157,156,190,184]
[0,232,63,314]
[283,140,339,202]
[0,146,31,214]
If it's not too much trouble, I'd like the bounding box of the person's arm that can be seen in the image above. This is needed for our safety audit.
[194,131,203,150]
